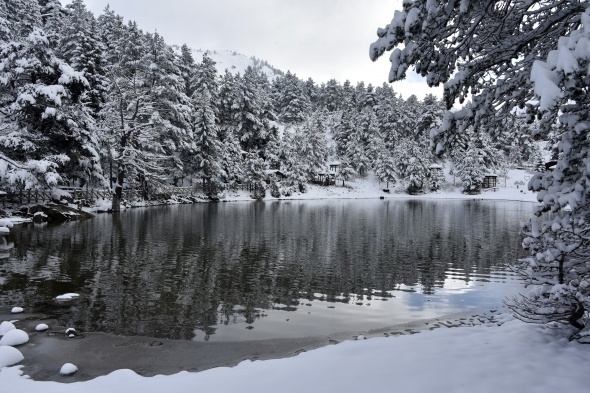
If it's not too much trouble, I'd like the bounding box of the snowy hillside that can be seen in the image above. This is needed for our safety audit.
[172,46,284,80]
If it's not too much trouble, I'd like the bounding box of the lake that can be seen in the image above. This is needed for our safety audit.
[0,199,535,341]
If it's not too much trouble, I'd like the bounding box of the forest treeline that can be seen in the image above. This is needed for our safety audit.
[0,0,546,208]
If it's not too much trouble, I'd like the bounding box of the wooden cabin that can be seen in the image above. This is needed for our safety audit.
[328,161,341,174]
[264,169,286,183]
[313,172,336,186]
[482,174,498,189]
[429,164,443,176]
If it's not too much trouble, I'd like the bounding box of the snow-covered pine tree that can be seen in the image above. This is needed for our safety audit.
[192,89,225,198]
[177,44,197,99]
[60,0,108,115]
[193,53,220,114]
[333,103,356,158]
[345,107,380,177]
[277,71,310,124]
[303,77,320,110]
[280,127,310,194]
[393,138,430,194]
[144,31,193,184]
[100,21,170,210]
[322,79,342,112]
[191,52,225,197]
[373,140,397,189]
[297,110,328,181]
[96,5,126,66]
[417,94,444,143]
[0,4,103,190]
[0,1,11,42]
[232,67,277,156]
[38,0,67,48]
[454,140,487,195]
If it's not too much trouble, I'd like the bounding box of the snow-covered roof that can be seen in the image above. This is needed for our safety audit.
[429,164,442,169]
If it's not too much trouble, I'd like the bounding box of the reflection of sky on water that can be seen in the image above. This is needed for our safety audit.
[193,274,524,341]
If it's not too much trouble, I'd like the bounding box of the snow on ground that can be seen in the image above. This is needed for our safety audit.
[1,315,589,393]
[221,169,538,204]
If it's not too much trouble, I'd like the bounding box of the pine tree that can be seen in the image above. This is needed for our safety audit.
[346,108,380,177]
[60,0,108,115]
[393,138,430,194]
[192,90,224,198]
[322,79,342,112]
[454,141,488,195]
[373,142,397,189]
[178,44,197,98]
[277,71,310,124]
[232,67,277,156]
[0,21,102,189]
[100,21,171,210]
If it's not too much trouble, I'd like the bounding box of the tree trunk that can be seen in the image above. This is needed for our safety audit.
[111,168,125,212]
[569,302,585,330]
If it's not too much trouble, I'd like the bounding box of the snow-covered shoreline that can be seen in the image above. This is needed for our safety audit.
[84,168,538,213]
[1,313,589,393]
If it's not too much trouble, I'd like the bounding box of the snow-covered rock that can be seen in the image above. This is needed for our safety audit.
[59,363,78,375]
[0,329,29,346]
[0,321,16,336]
[10,307,24,314]
[0,346,24,367]
[35,324,49,332]
[0,219,14,228]
[55,293,80,301]
[0,227,9,235]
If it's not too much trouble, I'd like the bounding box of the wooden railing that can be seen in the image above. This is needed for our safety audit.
[0,186,203,206]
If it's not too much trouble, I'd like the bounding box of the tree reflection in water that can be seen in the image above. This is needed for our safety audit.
[0,200,533,341]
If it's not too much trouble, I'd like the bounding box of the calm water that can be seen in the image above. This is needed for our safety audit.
[0,199,534,341]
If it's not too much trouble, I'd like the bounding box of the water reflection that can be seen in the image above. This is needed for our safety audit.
[0,200,532,341]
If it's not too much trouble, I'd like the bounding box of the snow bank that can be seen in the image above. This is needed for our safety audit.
[1,318,588,392]
[54,293,79,301]
[221,170,538,204]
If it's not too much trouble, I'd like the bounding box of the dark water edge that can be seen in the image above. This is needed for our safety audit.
[0,199,536,341]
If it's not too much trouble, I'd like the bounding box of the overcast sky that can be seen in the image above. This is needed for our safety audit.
[62,0,441,99]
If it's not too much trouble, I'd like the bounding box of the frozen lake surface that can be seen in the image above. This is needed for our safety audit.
[0,199,537,341]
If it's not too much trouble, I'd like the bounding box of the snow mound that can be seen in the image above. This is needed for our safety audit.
[35,324,49,332]
[0,219,14,228]
[0,227,9,235]
[0,346,24,367]
[59,363,78,376]
[0,329,29,346]
[0,321,16,336]
[54,293,80,301]
[11,307,24,314]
